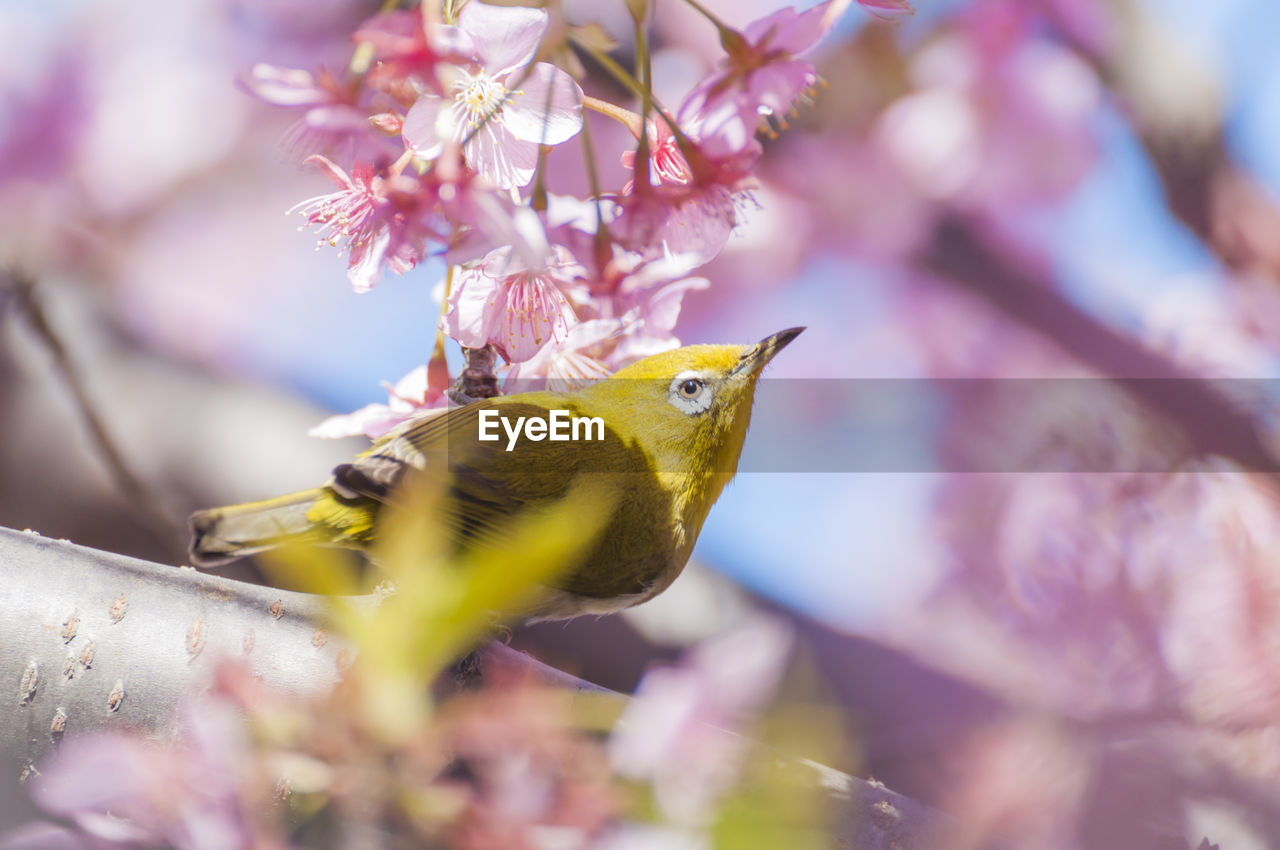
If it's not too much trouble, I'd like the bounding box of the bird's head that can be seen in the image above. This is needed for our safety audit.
[586,327,804,476]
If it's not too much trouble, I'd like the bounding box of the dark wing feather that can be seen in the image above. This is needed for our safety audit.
[332,398,588,545]
[329,396,676,598]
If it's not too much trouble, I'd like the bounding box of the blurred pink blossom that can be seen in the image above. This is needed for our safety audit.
[309,363,448,440]
[856,0,915,19]
[874,1,1100,213]
[437,684,620,849]
[28,698,257,850]
[239,64,375,158]
[677,2,834,157]
[402,2,583,189]
[353,8,468,95]
[609,615,793,824]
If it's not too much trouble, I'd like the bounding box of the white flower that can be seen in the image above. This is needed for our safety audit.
[402,2,583,189]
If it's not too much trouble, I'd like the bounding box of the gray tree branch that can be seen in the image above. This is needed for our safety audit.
[0,527,345,777]
[0,527,953,848]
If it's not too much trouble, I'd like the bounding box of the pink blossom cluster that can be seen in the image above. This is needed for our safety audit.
[10,618,798,850]
[240,0,910,438]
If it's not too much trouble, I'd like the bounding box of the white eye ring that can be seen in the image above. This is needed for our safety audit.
[668,371,713,415]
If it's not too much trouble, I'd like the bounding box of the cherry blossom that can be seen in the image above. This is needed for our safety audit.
[612,181,744,268]
[609,615,793,824]
[239,64,377,158]
[620,119,694,192]
[443,243,586,363]
[353,8,471,97]
[27,698,255,850]
[430,147,551,269]
[856,0,916,19]
[677,2,836,157]
[309,364,448,440]
[291,154,438,292]
[402,2,583,189]
[872,2,1100,213]
[502,318,621,392]
[615,114,759,266]
[608,273,710,366]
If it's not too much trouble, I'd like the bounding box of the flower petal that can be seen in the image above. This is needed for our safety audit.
[302,153,353,189]
[346,226,391,292]
[402,95,448,158]
[464,120,539,189]
[857,0,914,20]
[458,1,548,77]
[501,63,583,145]
[747,59,818,117]
[642,276,709,333]
[501,277,576,363]
[442,265,500,350]
[744,3,830,55]
[696,101,757,157]
[308,403,398,439]
[240,64,329,106]
[387,364,431,406]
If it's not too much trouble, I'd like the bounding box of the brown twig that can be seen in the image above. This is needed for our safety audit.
[448,343,501,404]
[1045,0,1280,283]
[3,268,181,539]
[919,217,1279,472]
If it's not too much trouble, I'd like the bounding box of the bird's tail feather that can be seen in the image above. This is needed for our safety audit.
[188,488,331,566]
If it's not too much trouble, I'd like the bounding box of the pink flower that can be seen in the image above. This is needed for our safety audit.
[542,198,709,359]
[857,0,915,19]
[609,615,794,824]
[310,364,448,440]
[402,2,583,189]
[291,154,436,292]
[430,148,551,269]
[240,64,378,158]
[677,2,837,157]
[872,15,1099,212]
[563,247,709,368]
[443,243,585,363]
[620,119,694,192]
[615,117,759,267]
[28,698,255,850]
[503,318,621,392]
[354,9,459,86]
[613,181,743,268]
[608,271,710,367]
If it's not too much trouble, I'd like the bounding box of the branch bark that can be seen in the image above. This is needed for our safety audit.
[920,217,1279,472]
[0,527,953,848]
[0,527,346,778]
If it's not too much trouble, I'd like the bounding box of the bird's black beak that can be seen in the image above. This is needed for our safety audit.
[731,327,805,377]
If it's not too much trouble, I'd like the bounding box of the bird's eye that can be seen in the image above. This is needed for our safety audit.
[668,371,714,415]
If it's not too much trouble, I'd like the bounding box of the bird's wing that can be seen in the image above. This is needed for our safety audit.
[332,398,588,548]
[330,403,469,501]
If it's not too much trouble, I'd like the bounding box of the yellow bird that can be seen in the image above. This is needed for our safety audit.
[189,327,802,620]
